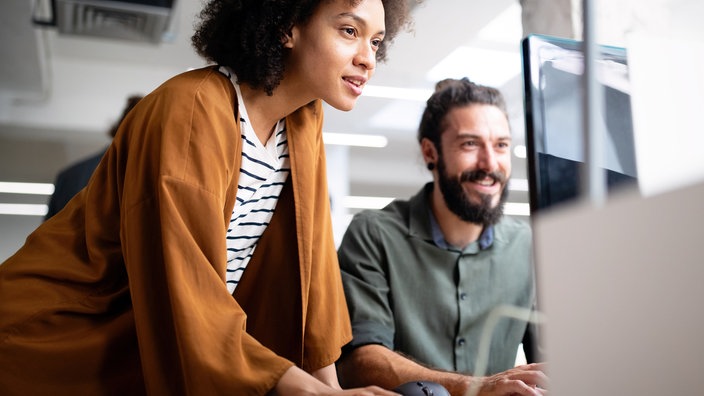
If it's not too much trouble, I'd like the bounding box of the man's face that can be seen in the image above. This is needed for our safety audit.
[435,104,512,225]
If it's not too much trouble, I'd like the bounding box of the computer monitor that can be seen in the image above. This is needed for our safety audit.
[521,34,639,214]
[522,34,704,396]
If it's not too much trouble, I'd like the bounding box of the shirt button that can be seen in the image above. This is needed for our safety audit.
[458,338,466,346]
[460,292,467,300]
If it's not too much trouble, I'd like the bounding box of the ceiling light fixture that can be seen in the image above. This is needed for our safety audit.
[476,2,523,44]
[362,85,433,101]
[426,47,521,88]
[503,202,530,217]
[0,203,48,216]
[342,196,394,210]
[323,132,388,148]
[509,178,529,192]
[0,182,54,195]
[513,145,527,159]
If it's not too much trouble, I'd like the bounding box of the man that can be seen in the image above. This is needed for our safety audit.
[336,78,547,396]
[45,95,143,219]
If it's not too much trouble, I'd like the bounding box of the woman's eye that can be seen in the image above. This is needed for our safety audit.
[371,38,382,48]
[343,27,356,37]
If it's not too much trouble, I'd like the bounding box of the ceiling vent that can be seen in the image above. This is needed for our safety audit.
[51,0,175,43]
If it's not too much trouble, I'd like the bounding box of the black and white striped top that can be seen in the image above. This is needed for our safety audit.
[219,66,290,293]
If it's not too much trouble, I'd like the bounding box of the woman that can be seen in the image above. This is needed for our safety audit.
[0,0,413,394]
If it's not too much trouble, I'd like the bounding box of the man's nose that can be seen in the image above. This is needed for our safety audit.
[477,146,498,171]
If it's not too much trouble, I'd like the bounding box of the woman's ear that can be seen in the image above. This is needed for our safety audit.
[282,28,295,49]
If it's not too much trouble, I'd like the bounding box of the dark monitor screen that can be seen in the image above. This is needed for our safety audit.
[521,34,638,214]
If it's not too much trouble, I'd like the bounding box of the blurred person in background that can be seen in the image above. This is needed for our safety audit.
[45,94,143,220]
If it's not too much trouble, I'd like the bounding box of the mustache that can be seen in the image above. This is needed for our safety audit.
[459,169,507,185]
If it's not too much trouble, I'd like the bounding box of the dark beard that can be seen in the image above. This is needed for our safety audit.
[436,158,509,225]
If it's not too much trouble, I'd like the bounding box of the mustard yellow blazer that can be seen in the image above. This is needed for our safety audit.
[0,67,351,395]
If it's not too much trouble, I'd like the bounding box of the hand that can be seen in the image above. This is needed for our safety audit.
[470,363,548,396]
[311,363,400,395]
[325,386,400,396]
[272,365,401,396]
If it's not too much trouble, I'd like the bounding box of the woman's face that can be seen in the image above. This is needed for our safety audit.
[285,0,386,111]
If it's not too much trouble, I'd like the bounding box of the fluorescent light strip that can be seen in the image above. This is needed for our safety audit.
[503,202,530,217]
[0,182,54,195]
[362,85,433,101]
[343,195,394,210]
[323,132,388,148]
[510,178,529,192]
[0,204,48,216]
[426,47,521,88]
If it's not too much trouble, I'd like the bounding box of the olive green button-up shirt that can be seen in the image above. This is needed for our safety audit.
[339,183,535,375]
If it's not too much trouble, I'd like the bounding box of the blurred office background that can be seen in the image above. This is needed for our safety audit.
[3,2,704,394]
[0,0,700,261]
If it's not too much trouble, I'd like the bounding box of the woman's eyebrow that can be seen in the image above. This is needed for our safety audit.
[336,12,386,36]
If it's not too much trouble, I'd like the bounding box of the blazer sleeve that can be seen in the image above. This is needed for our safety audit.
[114,69,293,395]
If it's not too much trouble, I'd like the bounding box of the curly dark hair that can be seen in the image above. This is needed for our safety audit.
[192,0,415,95]
[418,77,509,151]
